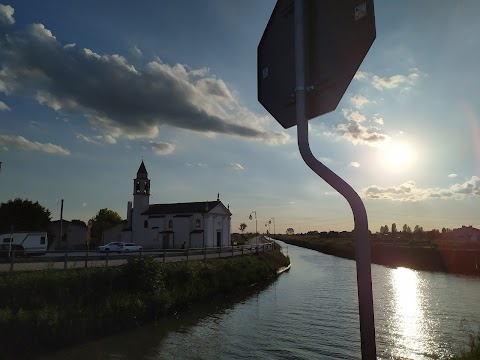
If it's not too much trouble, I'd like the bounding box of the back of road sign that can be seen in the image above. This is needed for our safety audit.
[258,0,376,129]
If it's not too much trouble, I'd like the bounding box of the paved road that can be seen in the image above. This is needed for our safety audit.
[0,243,273,272]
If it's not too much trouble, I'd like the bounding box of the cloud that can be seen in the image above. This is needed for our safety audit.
[0,134,70,155]
[373,115,384,125]
[0,4,14,27]
[0,9,288,144]
[342,109,366,123]
[371,68,420,91]
[448,173,458,178]
[354,71,368,80]
[336,121,390,147]
[230,163,245,171]
[350,94,370,109]
[77,133,117,145]
[0,100,10,110]
[150,141,174,155]
[349,162,360,168]
[362,176,480,201]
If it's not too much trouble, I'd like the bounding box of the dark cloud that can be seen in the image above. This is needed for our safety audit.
[0,9,288,144]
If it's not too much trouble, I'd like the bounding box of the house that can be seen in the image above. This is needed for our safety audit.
[103,161,232,249]
[50,220,87,250]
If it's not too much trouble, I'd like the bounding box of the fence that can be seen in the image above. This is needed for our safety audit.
[0,242,276,273]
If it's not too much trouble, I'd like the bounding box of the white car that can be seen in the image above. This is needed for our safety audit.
[98,242,125,252]
[122,243,143,252]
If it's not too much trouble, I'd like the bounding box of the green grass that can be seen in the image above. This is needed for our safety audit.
[0,251,289,359]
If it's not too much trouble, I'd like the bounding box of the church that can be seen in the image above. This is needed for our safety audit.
[103,161,232,249]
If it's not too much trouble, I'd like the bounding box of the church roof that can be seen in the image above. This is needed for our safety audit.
[137,161,148,176]
[142,200,231,216]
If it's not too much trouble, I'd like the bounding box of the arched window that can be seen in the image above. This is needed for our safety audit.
[195,219,201,228]
[135,181,140,193]
[168,219,173,228]
[144,220,148,228]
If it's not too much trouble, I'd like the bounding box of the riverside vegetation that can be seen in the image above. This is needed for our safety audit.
[275,234,480,276]
[0,250,290,359]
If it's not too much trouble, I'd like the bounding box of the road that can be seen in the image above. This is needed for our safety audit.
[0,243,273,272]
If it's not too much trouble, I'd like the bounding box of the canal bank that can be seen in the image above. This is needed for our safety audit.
[0,250,290,359]
[275,235,480,276]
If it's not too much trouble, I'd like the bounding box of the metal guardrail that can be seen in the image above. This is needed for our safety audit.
[0,242,276,272]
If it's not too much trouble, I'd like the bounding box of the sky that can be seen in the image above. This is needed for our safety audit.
[1,0,480,235]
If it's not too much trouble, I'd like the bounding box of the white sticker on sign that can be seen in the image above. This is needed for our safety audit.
[355,2,367,21]
[262,67,269,79]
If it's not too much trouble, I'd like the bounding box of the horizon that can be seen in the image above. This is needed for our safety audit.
[1,1,479,234]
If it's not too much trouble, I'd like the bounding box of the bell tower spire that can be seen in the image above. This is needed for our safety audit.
[133,160,150,214]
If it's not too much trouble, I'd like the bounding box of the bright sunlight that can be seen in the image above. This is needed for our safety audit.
[382,143,416,172]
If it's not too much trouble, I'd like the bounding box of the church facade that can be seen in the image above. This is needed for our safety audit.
[103,161,232,249]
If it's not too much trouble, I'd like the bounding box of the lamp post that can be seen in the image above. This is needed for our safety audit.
[268,217,275,236]
[249,211,258,246]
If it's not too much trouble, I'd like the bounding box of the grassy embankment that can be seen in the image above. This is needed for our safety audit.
[0,250,289,359]
[275,234,480,276]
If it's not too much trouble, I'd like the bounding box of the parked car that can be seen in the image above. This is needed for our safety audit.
[122,243,143,252]
[98,242,125,252]
[0,244,26,257]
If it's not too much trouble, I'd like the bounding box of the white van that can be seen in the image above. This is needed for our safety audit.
[0,232,48,255]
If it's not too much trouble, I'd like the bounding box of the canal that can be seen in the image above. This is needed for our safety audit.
[43,240,480,359]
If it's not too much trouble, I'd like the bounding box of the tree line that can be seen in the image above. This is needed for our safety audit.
[0,198,123,248]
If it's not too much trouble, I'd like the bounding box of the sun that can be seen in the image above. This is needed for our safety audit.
[382,143,415,171]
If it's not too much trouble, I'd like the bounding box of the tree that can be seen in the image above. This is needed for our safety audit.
[89,208,123,246]
[286,228,294,235]
[391,223,397,234]
[71,219,87,227]
[380,225,389,234]
[239,223,247,234]
[403,224,412,233]
[0,198,51,233]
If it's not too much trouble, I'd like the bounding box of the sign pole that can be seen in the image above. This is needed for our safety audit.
[294,0,377,358]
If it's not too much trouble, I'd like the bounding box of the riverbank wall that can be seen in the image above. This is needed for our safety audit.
[0,251,290,359]
[275,235,479,276]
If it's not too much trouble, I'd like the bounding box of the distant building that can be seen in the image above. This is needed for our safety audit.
[50,220,87,250]
[103,161,232,249]
[450,226,480,242]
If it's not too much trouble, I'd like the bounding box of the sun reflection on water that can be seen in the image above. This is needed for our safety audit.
[391,267,426,359]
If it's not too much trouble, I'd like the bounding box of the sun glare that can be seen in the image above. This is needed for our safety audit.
[382,143,416,172]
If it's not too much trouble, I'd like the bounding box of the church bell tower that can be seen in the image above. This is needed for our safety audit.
[133,160,150,215]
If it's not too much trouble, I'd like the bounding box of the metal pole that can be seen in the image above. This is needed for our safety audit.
[294,1,376,358]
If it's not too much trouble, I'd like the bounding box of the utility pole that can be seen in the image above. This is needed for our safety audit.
[60,199,64,247]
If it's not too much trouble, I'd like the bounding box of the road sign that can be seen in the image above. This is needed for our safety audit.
[258,0,376,129]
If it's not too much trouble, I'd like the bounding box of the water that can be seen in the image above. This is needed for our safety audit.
[43,241,480,359]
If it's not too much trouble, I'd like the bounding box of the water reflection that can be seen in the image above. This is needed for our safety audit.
[390,267,426,359]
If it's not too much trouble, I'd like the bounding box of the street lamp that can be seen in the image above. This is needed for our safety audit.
[249,211,258,246]
[268,217,275,236]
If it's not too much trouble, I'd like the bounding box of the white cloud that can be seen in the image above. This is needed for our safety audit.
[371,68,420,91]
[336,121,390,147]
[342,109,366,123]
[230,163,245,171]
[354,71,368,80]
[150,141,175,155]
[362,176,480,202]
[373,116,384,125]
[0,134,70,155]
[448,173,458,178]
[77,133,117,145]
[0,4,14,26]
[349,162,360,168]
[0,12,288,145]
[350,94,370,109]
[0,100,10,111]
